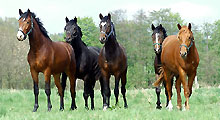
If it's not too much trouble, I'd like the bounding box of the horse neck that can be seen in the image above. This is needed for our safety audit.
[70,36,87,58]
[186,42,196,61]
[28,20,51,52]
[103,36,118,56]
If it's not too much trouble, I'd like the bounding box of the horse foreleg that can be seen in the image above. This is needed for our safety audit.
[121,69,128,108]
[114,74,120,106]
[175,76,182,110]
[188,72,196,97]
[83,78,89,110]
[30,69,39,112]
[54,74,64,111]
[179,68,190,110]
[101,69,111,110]
[69,74,77,110]
[44,69,52,111]
[155,74,162,109]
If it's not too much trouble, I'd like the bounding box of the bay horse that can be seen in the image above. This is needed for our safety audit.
[154,23,199,110]
[151,24,172,109]
[98,13,128,110]
[61,17,103,110]
[17,9,77,112]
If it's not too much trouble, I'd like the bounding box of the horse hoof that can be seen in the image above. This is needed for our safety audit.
[156,105,162,109]
[85,106,89,110]
[60,107,64,111]
[166,102,173,111]
[103,105,108,111]
[91,107,95,110]
[33,104,39,112]
[124,104,128,109]
[176,105,182,110]
[70,106,77,110]
[48,108,52,112]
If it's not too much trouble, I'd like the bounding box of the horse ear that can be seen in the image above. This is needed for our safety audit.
[177,23,182,30]
[108,13,111,20]
[74,17,77,23]
[65,17,69,23]
[188,23,192,31]
[19,9,23,16]
[151,24,155,31]
[160,24,163,27]
[27,8,30,14]
[99,13,103,20]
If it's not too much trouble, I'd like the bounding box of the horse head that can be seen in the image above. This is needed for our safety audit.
[17,9,34,41]
[177,23,194,58]
[64,17,82,43]
[99,13,115,44]
[151,24,167,54]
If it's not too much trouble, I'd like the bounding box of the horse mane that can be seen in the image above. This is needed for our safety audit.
[20,11,50,39]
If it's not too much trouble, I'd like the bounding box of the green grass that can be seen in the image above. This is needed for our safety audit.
[0,88,220,120]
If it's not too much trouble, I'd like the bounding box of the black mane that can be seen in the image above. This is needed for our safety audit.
[153,25,167,38]
[20,11,49,38]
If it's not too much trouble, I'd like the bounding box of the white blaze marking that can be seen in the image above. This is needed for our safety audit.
[166,100,173,111]
[155,33,160,51]
[101,22,106,27]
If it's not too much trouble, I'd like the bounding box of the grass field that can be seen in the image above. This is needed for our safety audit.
[0,87,220,120]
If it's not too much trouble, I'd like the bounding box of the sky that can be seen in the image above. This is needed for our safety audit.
[0,0,219,34]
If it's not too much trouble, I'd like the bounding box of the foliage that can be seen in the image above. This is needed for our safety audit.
[0,8,220,89]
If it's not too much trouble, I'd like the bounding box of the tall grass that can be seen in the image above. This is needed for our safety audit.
[0,88,220,119]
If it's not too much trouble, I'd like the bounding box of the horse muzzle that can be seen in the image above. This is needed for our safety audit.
[99,37,107,44]
[17,30,26,41]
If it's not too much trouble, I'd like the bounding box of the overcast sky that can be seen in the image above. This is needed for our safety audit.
[0,0,219,34]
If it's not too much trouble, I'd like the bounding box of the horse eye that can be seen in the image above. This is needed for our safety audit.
[27,21,30,24]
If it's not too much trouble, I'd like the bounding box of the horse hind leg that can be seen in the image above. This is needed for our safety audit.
[83,78,89,110]
[121,69,128,108]
[53,74,64,111]
[164,70,173,110]
[44,69,52,111]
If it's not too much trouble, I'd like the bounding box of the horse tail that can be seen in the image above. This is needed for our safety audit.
[153,67,164,87]
[61,72,67,96]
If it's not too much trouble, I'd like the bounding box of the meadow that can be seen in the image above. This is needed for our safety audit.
[0,87,220,120]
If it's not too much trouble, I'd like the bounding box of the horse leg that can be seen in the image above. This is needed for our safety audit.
[44,69,52,111]
[188,72,196,98]
[53,74,64,111]
[61,72,67,98]
[90,81,95,110]
[114,73,120,106]
[121,69,128,108]
[101,69,110,110]
[68,73,77,110]
[179,68,190,110]
[30,69,39,112]
[83,77,89,110]
[155,74,162,109]
[175,75,182,110]
[164,69,173,110]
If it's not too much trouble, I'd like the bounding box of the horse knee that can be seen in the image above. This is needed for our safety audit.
[114,88,119,96]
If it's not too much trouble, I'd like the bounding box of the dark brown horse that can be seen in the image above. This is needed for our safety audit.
[151,24,172,109]
[154,23,199,110]
[17,9,77,112]
[98,13,128,110]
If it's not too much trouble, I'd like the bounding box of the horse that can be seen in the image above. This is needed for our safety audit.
[98,13,128,110]
[61,17,103,110]
[17,9,77,112]
[154,23,199,110]
[151,24,172,109]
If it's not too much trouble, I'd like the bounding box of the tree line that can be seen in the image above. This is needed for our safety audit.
[0,8,219,89]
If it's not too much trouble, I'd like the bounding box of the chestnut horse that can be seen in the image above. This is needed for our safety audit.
[17,9,77,112]
[61,17,103,110]
[154,23,199,110]
[151,24,172,109]
[98,13,128,110]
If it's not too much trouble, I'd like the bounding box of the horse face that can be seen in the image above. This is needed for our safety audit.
[17,9,33,41]
[177,23,194,58]
[64,17,80,43]
[151,24,165,54]
[99,13,111,44]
